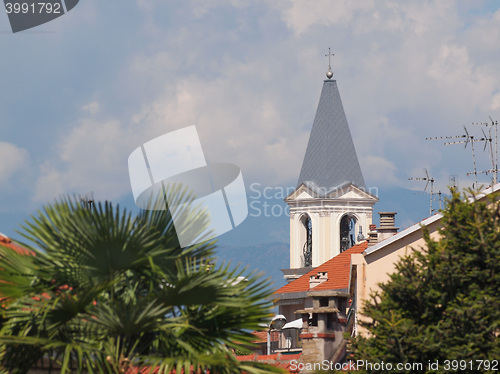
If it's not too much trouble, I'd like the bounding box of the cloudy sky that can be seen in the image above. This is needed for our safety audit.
[1,0,500,233]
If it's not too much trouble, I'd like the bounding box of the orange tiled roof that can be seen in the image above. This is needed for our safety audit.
[235,353,301,373]
[251,330,278,344]
[275,241,368,294]
[0,233,34,256]
[283,353,301,360]
[130,352,301,373]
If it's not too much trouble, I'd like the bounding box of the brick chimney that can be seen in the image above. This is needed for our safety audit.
[309,271,328,289]
[367,224,378,247]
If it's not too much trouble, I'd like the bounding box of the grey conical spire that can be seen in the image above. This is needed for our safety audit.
[297,79,365,192]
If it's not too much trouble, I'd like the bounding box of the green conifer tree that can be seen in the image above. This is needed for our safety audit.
[350,190,500,373]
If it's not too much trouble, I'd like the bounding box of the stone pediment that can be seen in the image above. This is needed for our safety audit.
[285,181,378,203]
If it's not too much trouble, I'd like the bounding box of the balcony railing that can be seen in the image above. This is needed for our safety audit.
[270,329,302,353]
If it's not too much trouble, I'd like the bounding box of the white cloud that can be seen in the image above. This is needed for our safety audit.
[276,0,500,189]
[277,0,374,35]
[492,93,500,111]
[82,102,100,115]
[361,155,398,187]
[129,69,308,186]
[0,142,29,184]
[34,115,135,203]
[7,0,500,210]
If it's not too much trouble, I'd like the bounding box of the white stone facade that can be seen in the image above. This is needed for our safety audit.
[286,182,378,269]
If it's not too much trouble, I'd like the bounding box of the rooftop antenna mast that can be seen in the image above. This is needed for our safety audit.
[425,133,467,141]
[491,116,498,184]
[80,191,94,210]
[472,117,498,185]
[409,169,435,216]
[437,190,443,210]
[444,126,488,188]
[449,174,458,190]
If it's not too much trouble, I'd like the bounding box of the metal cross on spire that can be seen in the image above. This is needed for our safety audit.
[325,47,334,79]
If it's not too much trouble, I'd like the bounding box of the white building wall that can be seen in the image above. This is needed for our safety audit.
[287,186,377,270]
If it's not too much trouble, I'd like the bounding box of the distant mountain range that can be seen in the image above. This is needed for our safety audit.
[0,185,442,289]
[215,185,441,288]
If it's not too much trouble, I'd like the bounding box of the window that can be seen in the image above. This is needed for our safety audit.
[301,214,312,267]
[310,314,318,327]
[340,214,356,253]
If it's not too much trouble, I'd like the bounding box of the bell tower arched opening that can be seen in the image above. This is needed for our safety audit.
[340,214,357,253]
[299,214,313,267]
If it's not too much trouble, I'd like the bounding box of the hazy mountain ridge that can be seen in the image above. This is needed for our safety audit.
[215,241,289,289]
[214,186,439,289]
[0,186,438,290]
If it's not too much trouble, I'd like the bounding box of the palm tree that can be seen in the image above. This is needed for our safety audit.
[0,190,278,374]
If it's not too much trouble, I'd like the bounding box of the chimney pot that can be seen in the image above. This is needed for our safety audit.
[376,212,399,241]
[378,212,397,228]
[367,232,378,247]
[309,271,328,288]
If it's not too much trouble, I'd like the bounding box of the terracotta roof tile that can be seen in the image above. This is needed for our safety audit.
[0,233,34,256]
[235,353,302,373]
[255,354,278,361]
[251,330,278,343]
[275,242,367,294]
[276,362,300,373]
[280,352,301,360]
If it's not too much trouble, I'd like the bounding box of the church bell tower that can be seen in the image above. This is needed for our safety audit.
[283,52,377,281]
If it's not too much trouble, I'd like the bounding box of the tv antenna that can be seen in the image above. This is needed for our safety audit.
[409,169,436,216]
[80,191,94,210]
[472,116,499,185]
[425,133,467,141]
[442,126,489,188]
[449,175,458,190]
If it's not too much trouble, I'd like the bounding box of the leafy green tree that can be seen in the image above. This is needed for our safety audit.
[350,190,500,373]
[0,191,278,374]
